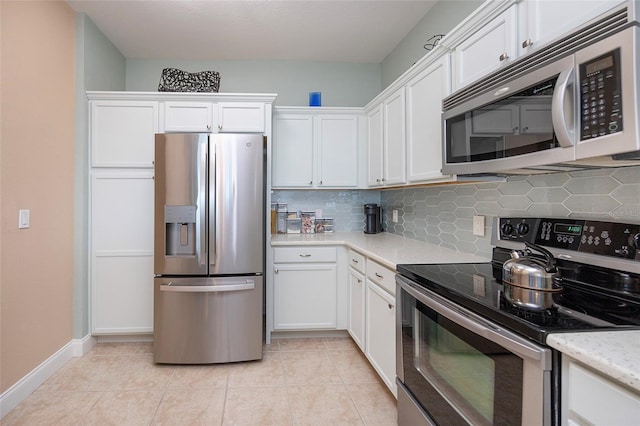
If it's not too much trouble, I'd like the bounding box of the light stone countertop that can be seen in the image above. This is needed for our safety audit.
[547,331,640,393]
[270,231,489,269]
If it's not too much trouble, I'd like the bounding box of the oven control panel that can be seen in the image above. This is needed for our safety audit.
[498,217,640,260]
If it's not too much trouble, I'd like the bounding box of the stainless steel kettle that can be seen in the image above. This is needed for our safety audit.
[502,241,562,310]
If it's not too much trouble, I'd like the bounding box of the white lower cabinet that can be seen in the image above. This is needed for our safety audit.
[347,249,366,350]
[366,277,397,397]
[562,356,640,425]
[272,247,337,330]
[90,172,154,334]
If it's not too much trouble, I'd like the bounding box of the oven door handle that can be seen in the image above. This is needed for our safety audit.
[397,275,550,363]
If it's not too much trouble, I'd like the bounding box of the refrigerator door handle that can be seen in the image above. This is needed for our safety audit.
[209,141,216,268]
[160,279,255,293]
[198,141,207,267]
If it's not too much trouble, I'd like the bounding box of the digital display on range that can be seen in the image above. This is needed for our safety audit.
[554,224,582,235]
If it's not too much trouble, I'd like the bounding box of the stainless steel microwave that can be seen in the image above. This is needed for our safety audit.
[442,22,640,176]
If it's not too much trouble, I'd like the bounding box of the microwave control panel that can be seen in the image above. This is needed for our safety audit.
[498,217,640,261]
[579,48,623,140]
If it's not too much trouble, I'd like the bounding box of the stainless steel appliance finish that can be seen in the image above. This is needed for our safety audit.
[396,274,552,426]
[153,133,265,364]
[396,216,640,425]
[442,18,640,176]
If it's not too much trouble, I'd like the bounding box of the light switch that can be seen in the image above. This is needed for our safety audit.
[392,209,398,223]
[19,209,30,229]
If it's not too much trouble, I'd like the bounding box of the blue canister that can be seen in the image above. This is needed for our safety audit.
[309,92,322,107]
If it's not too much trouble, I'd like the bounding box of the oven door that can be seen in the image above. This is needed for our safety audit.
[396,275,553,426]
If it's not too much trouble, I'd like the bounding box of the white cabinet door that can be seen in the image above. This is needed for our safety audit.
[90,101,158,168]
[91,172,154,334]
[163,101,214,132]
[273,264,337,329]
[348,267,366,351]
[453,6,517,90]
[519,0,625,56]
[365,280,397,396]
[383,87,406,186]
[367,104,384,187]
[562,356,640,425]
[272,114,314,188]
[406,55,454,183]
[218,102,265,132]
[317,115,359,187]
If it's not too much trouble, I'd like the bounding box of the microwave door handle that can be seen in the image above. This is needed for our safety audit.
[551,67,576,148]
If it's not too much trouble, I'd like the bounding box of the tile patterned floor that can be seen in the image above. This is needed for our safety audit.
[2,337,397,425]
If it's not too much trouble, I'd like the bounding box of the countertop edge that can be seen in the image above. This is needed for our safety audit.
[546,331,640,393]
[270,231,489,270]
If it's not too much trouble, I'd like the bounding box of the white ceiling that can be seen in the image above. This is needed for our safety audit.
[66,0,438,63]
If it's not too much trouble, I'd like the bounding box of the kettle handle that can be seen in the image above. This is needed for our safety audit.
[524,241,556,272]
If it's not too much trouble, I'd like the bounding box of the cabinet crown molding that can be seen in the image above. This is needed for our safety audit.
[87,91,277,104]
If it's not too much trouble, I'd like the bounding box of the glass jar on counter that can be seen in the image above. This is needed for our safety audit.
[276,203,288,234]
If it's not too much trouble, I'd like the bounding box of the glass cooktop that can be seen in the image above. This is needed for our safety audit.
[396,261,640,346]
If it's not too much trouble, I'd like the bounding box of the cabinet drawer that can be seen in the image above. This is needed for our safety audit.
[348,250,366,274]
[366,259,395,295]
[273,246,337,263]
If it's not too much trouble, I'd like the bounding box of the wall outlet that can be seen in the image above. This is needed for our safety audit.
[392,209,398,223]
[472,215,485,236]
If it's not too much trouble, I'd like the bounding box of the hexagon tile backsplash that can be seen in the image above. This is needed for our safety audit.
[272,166,640,259]
[382,166,640,258]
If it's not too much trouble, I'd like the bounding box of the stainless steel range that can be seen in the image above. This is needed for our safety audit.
[396,217,640,426]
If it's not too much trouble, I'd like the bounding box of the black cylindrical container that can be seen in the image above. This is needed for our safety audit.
[364,203,383,234]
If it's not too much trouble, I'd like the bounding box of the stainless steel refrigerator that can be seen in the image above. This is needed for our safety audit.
[153,133,265,364]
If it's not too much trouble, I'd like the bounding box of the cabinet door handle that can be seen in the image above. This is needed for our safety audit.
[274,268,279,273]
[319,180,323,185]
[522,38,533,48]
[206,124,211,130]
[499,52,509,61]
[218,124,222,130]
[299,254,312,258]
[375,272,384,279]
[388,303,394,310]
[351,259,359,264]
[309,180,313,185]
[357,279,363,284]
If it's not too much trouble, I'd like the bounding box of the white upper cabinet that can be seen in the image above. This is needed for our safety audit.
[272,113,314,187]
[218,102,265,133]
[367,88,406,187]
[383,88,407,186]
[317,115,359,187]
[91,100,158,167]
[406,55,455,183]
[366,104,384,186]
[272,108,361,189]
[452,5,517,91]
[518,0,626,56]
[163,101,214,132]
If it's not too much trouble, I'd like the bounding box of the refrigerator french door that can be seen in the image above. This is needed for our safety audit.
[153,133,265,364]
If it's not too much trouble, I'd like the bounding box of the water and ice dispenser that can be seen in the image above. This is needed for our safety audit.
[165,205,197,256]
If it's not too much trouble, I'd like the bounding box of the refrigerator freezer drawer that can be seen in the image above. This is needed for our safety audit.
[153,276,263,364]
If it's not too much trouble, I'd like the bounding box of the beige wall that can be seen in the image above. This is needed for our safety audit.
[1,1,75,392]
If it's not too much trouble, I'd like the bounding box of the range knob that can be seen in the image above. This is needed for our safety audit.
[629,233,640,249]
[516,222,530,236]
[501,223,514,236]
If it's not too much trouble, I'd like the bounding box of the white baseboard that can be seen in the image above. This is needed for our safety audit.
[0,334,95,420]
